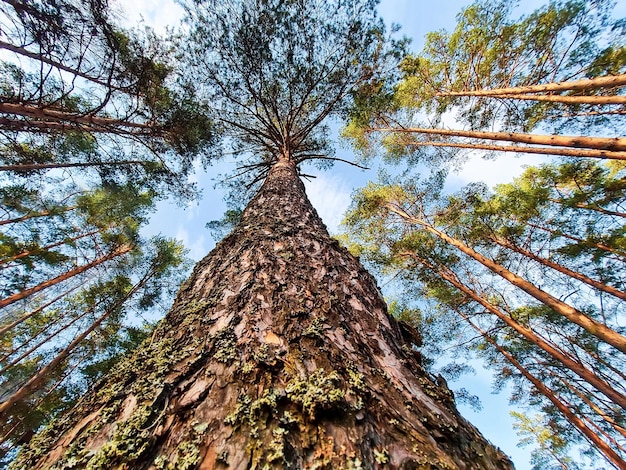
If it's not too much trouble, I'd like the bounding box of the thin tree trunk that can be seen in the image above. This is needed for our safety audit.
[0,229,102,266]
[0,40,130,93]
[388,204,626,353]
[0,272,150,417]
[524,221,626,259]
[0,206,77,227]
[446,92,626,105]
[460,314,626,469]
[0,245,132,310]
[0,103,153,130]
[406,253,626,410]
[436,73,626,96]
[557,387,626,457]
[0,283,82,337]
[549,109,626,119]
[374,127,626,152]
[0,351,87,451]
[406,140,626,161]
[557,376,626,440]
[547,198,626,218]
[489,235,626,301]
[0,117,154,136]
[0,298,100,375]
[0,161,146,172]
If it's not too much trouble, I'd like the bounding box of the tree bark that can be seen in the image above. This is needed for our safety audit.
[436,73,626,96]
[405,140,626,161]
[386,204,626,354]
[14,160,513,469]
[375,127,626,152]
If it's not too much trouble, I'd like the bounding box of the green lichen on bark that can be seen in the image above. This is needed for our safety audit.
[285,369,345,420]
[224,388,282,431]
[213,325,238,363]
[83,405,153,469]
[302,316,327,338]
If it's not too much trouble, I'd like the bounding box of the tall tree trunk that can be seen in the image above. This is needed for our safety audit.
[557,376,626,440]
[436,73,626,96]
[443,92,626,105]
[0,103,153,130]
[375,127,626,152]
[405,141,626,161]
[13,160,513,469]
[404,253,626,410]
[459,314,626,469]
[0,245,132,310]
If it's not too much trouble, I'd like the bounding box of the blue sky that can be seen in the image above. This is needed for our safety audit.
[119,0,581,467]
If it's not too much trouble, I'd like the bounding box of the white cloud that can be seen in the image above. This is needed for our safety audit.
[175,226,208,261]
[114,0,184,32]
[304,174,353,234]
[446,152,551,192]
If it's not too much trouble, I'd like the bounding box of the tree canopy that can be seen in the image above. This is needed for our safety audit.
[179,0,398,187]
[344,0,626,166]
[0,0,219,198]
[339,0,626,467]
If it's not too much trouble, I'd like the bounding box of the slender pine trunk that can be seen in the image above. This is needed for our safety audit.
[374,127,626,152]
[406,253,626,410]
[0,245,132,309]
[436,74,626,96]
[387,205,626,353]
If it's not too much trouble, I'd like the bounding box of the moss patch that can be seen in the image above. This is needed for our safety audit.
[286,369,345,420]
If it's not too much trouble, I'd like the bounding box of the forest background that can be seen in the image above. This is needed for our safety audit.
[1,0,625,468]
[137,1,624,467]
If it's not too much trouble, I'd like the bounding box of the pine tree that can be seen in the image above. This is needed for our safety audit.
[343,0,626,165]
[342,162,626,467]
[12,158,513,469]
[9,0,516,467]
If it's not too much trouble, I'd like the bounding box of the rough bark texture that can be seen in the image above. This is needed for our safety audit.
[13,160,513,469]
